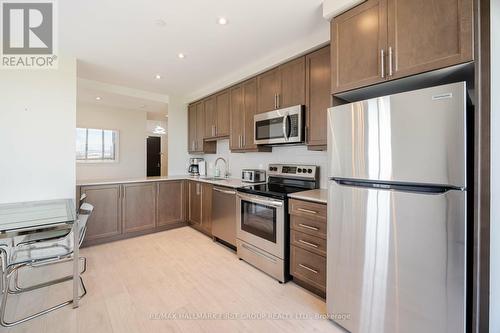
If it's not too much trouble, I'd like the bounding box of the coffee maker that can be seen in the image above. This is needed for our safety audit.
[188,158,206,176]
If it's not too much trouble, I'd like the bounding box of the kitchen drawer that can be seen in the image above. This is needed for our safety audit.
[289,199,326,221]
[291,230,326,257]
[290,245,326,292]
[290,215,327,239]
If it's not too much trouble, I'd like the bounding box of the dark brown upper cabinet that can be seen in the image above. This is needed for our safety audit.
[204,90,230,140]
[305,46,331,150]
[257,57,305,113]
[229,84,244,151]
[215,90,230,137]
[386,0,473,80]
[331,0,473,94]
[188,104,198,153]
[188,101,216,154]
[331,0,388,94]
[229,78,272,152]
[203,96,216,139]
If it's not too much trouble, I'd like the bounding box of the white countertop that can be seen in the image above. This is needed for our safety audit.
[76,175,260,189]
[288,189,328,204]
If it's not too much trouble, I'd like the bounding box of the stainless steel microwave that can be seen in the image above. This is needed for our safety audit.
[254,105,304,145]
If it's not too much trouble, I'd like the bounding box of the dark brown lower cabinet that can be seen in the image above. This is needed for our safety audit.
[188,181,202,226]
[122,183,157,233]
[200,183,212,234]
[79,180,188,247]
[157,180,186,226]
[188,181,212,236]
[289,199,327,297]
[80,184,122,243]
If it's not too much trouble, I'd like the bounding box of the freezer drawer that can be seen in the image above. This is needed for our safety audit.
[327,180,466,333]
[327,82,467,188]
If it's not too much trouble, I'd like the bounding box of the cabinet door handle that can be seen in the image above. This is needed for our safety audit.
[299,264,318,274]
[298,239,319,248]
[277,94,280,108]
[388,46,393,77]
[298,223,319,231]
[274,94,278,109]
[215,126,217,136]
[297,208,318,215]
[380,49,385,79]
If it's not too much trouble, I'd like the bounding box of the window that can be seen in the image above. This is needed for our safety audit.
[76,128,118,162]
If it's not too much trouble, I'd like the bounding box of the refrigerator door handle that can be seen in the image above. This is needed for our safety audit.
[331,178,462,194]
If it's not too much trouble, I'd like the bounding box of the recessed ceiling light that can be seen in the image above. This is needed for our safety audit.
[95,96,101,101]
[155,74,161,79]
[140,104,146,108]
[218,17,228,25]
[178,53,185,59]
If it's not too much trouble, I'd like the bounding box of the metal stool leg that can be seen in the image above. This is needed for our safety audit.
[0,264,87,327]
[9,257,87,295]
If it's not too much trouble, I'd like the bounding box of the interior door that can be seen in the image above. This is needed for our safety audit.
[387,0,473,80]
[147,136,161,177]
[331,0,388,94]
[327,180,466,333]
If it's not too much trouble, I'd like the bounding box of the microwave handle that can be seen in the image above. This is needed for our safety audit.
[282,114,290,141]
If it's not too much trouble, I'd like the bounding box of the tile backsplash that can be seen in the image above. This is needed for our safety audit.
[196,139,328,188]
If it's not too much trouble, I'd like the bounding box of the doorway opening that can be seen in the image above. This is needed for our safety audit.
[147,136,161,177]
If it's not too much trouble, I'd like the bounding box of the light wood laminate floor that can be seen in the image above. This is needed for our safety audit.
[0,227,344,333]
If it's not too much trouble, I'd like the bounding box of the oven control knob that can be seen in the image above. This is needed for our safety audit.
[308,169,313,174]
[298,169,302,173]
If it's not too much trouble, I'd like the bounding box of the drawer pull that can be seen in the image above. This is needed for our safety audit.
[297,208,318,214]
[299,264,318,274]
[298,239,318,248]
[298,223,319,231]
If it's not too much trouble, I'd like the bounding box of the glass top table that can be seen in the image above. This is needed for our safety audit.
[0,199,76,237]
[0,198,81,309]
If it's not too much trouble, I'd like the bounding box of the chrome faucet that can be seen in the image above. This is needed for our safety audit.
[214,157,229,178]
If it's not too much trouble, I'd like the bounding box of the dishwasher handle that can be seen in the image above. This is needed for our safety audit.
[213,187,236,195]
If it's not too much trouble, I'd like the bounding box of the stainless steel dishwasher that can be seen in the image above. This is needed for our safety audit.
[211,186,237,248]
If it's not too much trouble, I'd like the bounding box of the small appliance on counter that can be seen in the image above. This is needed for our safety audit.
[188,158,206,176]
[236,164,319,283]
[241,169,266,183]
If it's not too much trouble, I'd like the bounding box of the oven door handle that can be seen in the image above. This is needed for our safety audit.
[237,193,283,208]
[282,114,290,141]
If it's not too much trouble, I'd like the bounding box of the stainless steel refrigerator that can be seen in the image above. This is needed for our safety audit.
[327,82,467,333]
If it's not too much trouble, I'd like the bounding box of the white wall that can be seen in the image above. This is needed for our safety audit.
[198,140,329,188]
[76,104,147,181]
[167,96,190,175]
[0,58,77,204]
[490,0,499,331]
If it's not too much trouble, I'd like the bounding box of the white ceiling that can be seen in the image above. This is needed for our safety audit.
[61,0,329,101]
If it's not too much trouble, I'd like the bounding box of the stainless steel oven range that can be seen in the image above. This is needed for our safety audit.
[236,164,318,282]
